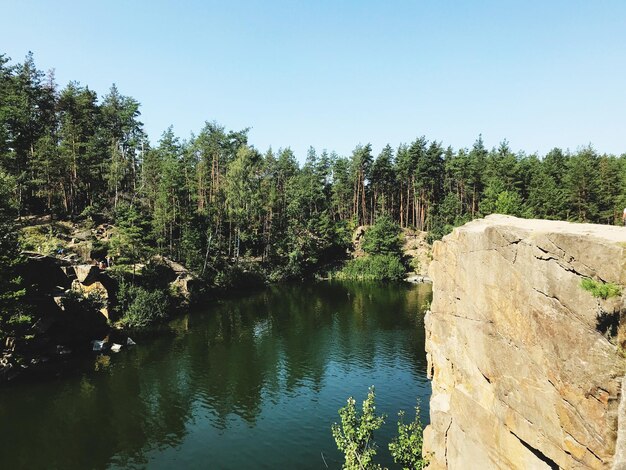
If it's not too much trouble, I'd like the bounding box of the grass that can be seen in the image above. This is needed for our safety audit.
[581,278,622,300]
[20,225,65,254]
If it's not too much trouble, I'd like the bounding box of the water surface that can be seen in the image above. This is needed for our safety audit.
[0,281,432,469]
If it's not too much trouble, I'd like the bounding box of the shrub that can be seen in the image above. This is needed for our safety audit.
[61,289,105,314]
[362,216,402,256]
[389,404,428,470]
[79,204,103,226]
[141,260,175,290]
[409,257,421,273]
[335,255,406,281]
[19,225,64,254]
[213,262,266,289]
[117,283,169,328]
[90,239,110,261]
[581,278,622,300]
[332,386,386,470]
[332,389,427,470]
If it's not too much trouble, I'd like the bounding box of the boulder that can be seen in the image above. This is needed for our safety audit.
[18,254,72,290]
[71,279,110,319]
[405,274,431,284]
[94,223,114,241]
[170,273,198,301]
[154,255,189,275]
[72,229,92,241]
[72,264,101,284]
[152,256,198,301]
[424,215,626,469]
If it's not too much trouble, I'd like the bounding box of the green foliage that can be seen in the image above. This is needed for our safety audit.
[409,257,420,273]
[332,386,386,470]
[79,204,106,227]
[117,281,169,328]
[110,203,151,267]
[333,389,427,470]
[524,151,567,220]
[213,261,266,290]
[61,289,106,314]
[336,255,406,281]
[0,170,26,338]
[565,148,600,222]
[6,313,33,326]
[19,225,65,254]
[5,51,626,315]
[139,259,175,291]
[90,238,110,261]
[479,180,523,217]
[580,278,622,300]
[362,215,401,256]
[426,193,469,243]
[337,212,405,282]
[388,405,428,470]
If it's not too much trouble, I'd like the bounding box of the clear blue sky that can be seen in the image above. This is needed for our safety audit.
[2,0,625,160]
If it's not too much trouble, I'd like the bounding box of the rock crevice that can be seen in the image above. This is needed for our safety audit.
[423,215,626,469]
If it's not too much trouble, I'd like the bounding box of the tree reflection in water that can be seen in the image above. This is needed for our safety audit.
[0,281,431,469]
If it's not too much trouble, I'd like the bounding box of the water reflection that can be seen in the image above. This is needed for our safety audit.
[0,281,431,469]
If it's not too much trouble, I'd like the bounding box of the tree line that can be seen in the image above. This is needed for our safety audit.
[2,52,626,280]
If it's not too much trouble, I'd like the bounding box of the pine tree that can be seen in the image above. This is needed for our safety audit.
[565,147,600,222]
[371,144,396,221]
[350,144,373,225]
[0,170,26,338]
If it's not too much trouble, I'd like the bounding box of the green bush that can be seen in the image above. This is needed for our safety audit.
[61,289,105,314]
[580,278,622,300]
[117,282,169,328]
[335,255,406,281]
[140,260,176,290]
[213,262,266,289]
[389,404,428,470]
[332,386,386,470]
[362,216,401,256]
[19,225,64,254]
[90,239,110,261]
[332,388,427,470]
[79,204,106,226]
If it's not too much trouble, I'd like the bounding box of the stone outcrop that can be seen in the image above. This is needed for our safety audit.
[152,256,198,301]
[71,264,101,284]
[71,279,111,318]
[403,229,432,277]
[424,215,626,469]
[351,226,368,258]
[18,253,72,290]
[19,255,115,321]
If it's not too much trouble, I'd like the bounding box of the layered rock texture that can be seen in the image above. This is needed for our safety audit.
[424,215,626,469]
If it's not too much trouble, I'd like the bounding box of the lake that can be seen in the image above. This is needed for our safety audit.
[0,281,432,469]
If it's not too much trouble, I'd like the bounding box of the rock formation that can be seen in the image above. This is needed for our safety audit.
[151,256,198,302]
[403,228,432,278]
[424,215,626,469]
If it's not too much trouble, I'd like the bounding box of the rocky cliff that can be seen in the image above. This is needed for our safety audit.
[423,215,626,469]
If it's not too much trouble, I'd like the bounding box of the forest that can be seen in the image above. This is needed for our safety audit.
[2,51,626,294]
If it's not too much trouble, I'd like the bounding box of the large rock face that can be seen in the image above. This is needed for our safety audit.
[424,215,626,469]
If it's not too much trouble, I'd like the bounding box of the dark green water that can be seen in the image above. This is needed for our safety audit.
[0,281,432,469]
